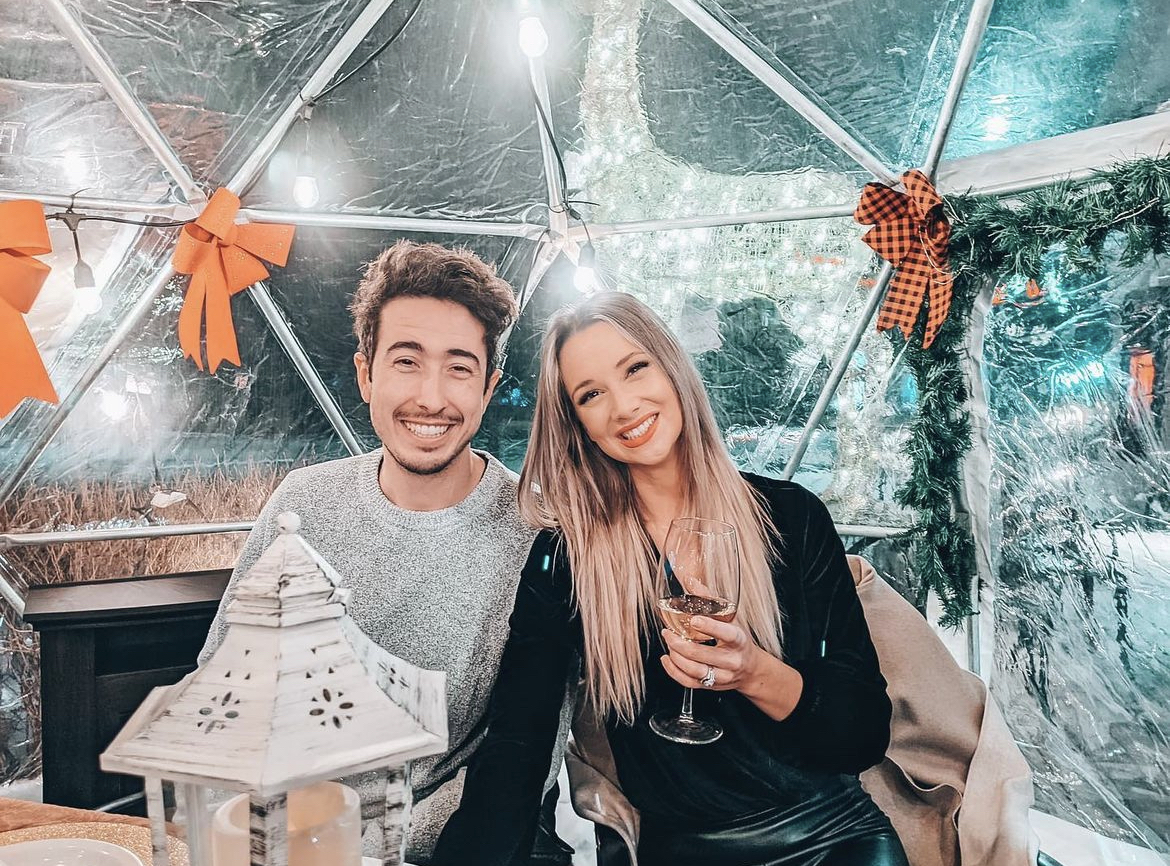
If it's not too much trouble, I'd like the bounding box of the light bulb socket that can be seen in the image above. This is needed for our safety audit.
[578,242,596,269]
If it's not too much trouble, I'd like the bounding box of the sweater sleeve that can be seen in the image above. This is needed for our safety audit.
[431,530,578,866]
[772,483,892,775]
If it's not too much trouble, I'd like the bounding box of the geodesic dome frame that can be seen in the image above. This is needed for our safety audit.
[2,0,1170,859]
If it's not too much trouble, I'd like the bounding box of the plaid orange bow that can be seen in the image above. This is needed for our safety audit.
[854,169,953,349]
[172,188,295,373]
[0,199,58,418]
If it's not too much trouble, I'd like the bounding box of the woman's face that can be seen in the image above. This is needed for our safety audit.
[558,322,684,471]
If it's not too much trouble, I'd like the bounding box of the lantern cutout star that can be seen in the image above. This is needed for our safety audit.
[102,512,447,866]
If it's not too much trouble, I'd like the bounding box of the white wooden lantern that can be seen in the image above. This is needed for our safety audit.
[101,513,447,866]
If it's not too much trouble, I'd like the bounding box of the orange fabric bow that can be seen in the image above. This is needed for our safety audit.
[854,169,953,349]
[0,200,58,418]
[172,188,295,373]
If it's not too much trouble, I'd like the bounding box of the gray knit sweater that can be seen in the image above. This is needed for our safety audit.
[197,448,568,859]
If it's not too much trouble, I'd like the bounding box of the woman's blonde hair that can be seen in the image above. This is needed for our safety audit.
[519,292,782,723]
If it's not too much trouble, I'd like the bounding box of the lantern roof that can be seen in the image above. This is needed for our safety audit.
[101,513,447,797]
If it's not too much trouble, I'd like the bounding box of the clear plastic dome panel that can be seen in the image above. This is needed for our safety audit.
[984,249,1170,852]
[689,0,973,167]
[0,3,169,200]
[943,0,1170,160]
[567,0,867,226]
[58,0,374,189]
[244,0,589,219]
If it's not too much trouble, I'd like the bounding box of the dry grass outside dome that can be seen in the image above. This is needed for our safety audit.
[0,465,288,782]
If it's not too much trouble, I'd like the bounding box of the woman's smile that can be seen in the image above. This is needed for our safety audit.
[617,413,659,447]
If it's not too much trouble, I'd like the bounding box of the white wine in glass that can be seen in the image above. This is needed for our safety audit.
[650,517,740,744]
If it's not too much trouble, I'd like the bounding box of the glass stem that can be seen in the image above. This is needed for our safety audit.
[680,687,695,721]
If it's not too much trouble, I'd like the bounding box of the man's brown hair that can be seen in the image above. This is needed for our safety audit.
[350,240,519,378]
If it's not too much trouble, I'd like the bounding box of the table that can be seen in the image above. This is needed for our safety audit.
[0,798,389,865]
[0,796,188,864]
[0,796,156,833]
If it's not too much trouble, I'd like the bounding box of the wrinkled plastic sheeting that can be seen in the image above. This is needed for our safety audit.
[247,0,582,220]
[60,0,376,190]
[667,0,971,169]
[568,0,869,226]
[984,250,1170,852]
[0,598,38,785]
[943,0,1170,161]
[0,2,170,200]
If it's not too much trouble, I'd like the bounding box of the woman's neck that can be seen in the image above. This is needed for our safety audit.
[629,446,685,550]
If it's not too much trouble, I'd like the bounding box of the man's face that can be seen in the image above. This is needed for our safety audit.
[355,297,500,476]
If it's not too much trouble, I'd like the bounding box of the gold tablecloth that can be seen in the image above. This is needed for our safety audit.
[0,797,188,864]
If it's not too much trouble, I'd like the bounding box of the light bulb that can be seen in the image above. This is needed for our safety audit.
[517,16,548,57]
[99,390,129,421]
[574,242,598,294]
[293,174,320,209]
[983,115,1010,140]
[73,258,96,290]
[574,263,597,294]
[63,149,88,185]
[75,284,102,315]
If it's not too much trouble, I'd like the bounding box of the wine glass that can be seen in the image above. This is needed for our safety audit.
[650,517,740,744]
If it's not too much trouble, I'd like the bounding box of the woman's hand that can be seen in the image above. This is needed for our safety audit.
[660,616,759,692]
[660,616,804,721]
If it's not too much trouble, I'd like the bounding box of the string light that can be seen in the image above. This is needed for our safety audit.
[292,104,320,209]
[574,241,598,294]
[57,206,101,314]
[271,0,424,205]
[518,17,548,57]
[517,0,548,58]
[45,193,193,316]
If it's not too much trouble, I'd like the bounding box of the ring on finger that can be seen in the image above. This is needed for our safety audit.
[700,665,716,688]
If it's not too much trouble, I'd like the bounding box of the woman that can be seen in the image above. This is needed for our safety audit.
[432,293,908,866]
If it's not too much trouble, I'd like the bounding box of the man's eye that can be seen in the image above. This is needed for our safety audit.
[451,365,473,376]
[393,358,417,368]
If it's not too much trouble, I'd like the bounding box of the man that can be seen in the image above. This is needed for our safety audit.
[198,241,571,864]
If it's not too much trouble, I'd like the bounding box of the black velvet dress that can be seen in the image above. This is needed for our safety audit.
[433,476,909,866]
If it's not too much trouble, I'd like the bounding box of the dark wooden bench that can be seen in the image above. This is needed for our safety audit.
[23,569,231,812]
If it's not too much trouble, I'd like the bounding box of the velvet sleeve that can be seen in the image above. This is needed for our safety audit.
[768,482,893,775]
[430,530,578,866]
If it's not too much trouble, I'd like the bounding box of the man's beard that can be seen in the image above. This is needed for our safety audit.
[384,426,476,476]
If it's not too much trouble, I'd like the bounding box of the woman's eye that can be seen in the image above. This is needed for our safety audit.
[579,389,601,405]
[628,361,649,376]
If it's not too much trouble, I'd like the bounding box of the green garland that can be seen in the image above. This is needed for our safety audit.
[898,154,1170,627]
